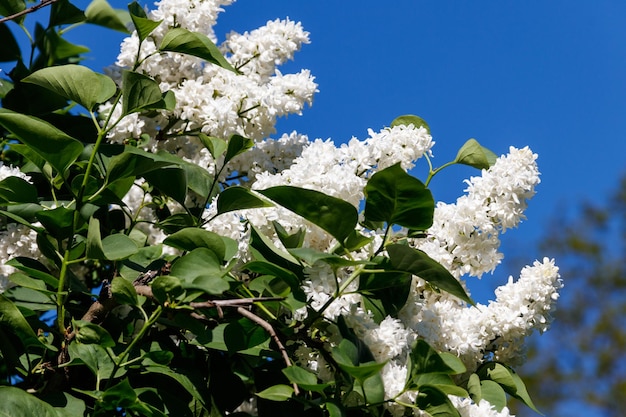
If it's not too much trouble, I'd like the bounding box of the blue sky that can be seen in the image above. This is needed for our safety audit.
[8,0,626,291]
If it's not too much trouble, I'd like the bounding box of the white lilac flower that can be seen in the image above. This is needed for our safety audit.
[404,258,562,370]
[104,2,317,149]
[0,164,31,183]
[361,124,434,171]
[450,396,513,417]
[224,18,311,82]
[300,262,359,320]
[0,224,41,293]
[415,146,540,278]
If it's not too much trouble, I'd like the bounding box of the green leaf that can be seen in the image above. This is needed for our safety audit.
[0,387,60,417]
[282,366,317,388]
[244,260,301,297]
[0,109,83,174]
[409,339,466,376]
[256,384,294,402]
[467,373,482,403]
[258,186,358,243]
[478,380,507,411]
[273,221,305,249]
[0,77,14,98]
[157,213,197,234]
[142,364,208,410]
[101,233,139,260]
[217,186,273,215]
[128,1,161,41]
[390,114,430,134]
[43,29,90,61]
[73,320,116,347]
[335,359,386,382]
[6,257,58,287]
[85,0,130,33]
[364,163,434,230]
[324,402,344,417]
[0,0,25,24]
[359,270,412,323]
[8,272,49,293]
[360,373,385,405]
[249,224,302,274]
[0,23,21,62]
[122,70,165,115]
[23,65,116,111]
[224,134,254,164]
[151,275,183,304]
[412,373,468,397]
[106,150,174,184]
[223,317,270,353]
[170,248,223,281]
[415,385,461,417]
[160,27,237,73]
[0,294,46,349]
[164,228,226,258]
[111,277,138,306]
[36,206,75,239]
[454,138,498,170]
[143,166,187,205]
[477,362,540,413]
[199,133,227,160]
[86,217,106,259]
[102,379,137,408]
[0,176,37,204]
[288,247,364,268]
[49,0,85,26]
[66,343,118,380]
[387,244,474,305]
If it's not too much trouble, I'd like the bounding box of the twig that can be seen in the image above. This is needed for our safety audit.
[236,306,300,396]
[0,0,61,24]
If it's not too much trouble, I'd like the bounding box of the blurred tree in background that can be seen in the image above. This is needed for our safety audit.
[511,174,626,417]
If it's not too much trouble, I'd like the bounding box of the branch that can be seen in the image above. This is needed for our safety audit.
[236,306,300,395]
[0,0,61,24]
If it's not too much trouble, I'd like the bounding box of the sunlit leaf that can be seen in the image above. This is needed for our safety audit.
[364,163,434,230]
[85,0,130,33]
[164,228,225,258]
[454,138,498,170]
[0,109,83,174]
[258,186,358,243]
[160,27,237,72]
[23,65,116,111]
[122,70,166,115]
[0,387,60,417]
[217,186,273,215]
[128,1,161,41]
[390,114,430,134]
[101,233,139,260]
[199,133,227,160]
[256,384,293,401]
[387,244,474,305]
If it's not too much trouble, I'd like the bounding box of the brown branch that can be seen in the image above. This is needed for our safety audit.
[0,0,61,24]
[235,306,300,396]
